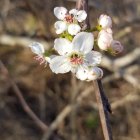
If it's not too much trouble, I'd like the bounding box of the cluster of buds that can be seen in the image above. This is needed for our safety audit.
[98,14,124,54]
[29,7,124,82]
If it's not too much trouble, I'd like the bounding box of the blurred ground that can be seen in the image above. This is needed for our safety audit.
[0,0,140,140]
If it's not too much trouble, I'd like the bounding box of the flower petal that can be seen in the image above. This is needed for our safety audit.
[68,24,81,35]
[72,32,94,54]
[69,9,78,15]
[54,21,67,34]
[76,10,87,22]
[54,38,72,55]
[75,66,88,80]
[49,56,71,74]
[85,51,102,66]
[29,42,44,55]
[54,7,67,20]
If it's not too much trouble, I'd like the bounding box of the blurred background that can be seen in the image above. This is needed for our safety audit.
[0,0,140,140]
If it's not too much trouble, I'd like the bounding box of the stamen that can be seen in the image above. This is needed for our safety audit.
[34,55,47,67]
[70,52,83,65]
[65,14,74,23]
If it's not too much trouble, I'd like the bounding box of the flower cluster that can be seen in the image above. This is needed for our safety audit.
[29,7,124,82]
[54,7,87,35]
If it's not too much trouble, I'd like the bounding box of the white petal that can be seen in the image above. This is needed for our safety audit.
[76,66,88,80]
[49,56,71,74]
[71,67,78,73]
[69,9,78,15]
[76,10,87,22]
[54,38,72,55]
[54,21,67,34]
[54,7,67,20]
[85,51,102,66]
[68,24,81,35]
[72,32,94,54]
[29,42,44,55]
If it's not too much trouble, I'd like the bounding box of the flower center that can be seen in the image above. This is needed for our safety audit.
[69,52,84,65]
[64,14,74,23]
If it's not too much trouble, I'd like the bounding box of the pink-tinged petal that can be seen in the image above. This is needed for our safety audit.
[54,38,72,55]
[49,56,71,74]
[54,7,67,20]
[98,29,113,50]
[72,32,94,54]
[98,14,112,29]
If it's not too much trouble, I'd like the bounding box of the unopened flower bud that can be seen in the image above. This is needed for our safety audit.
[86,67,103,81]
[111,40,124,54]
[98,14,112,29]
[98,29,113,51]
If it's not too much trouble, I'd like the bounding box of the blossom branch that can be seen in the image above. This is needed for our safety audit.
[76,0,113,140]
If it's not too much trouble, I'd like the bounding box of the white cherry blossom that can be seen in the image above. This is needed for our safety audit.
[98,29,113,51]
[49,32,102,80]
[54,7,87,35]
[98,14,112,29]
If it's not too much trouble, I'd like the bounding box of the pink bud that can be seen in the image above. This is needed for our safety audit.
[111,40,124,54]
[99,14,112,29]
[98,29,113,51]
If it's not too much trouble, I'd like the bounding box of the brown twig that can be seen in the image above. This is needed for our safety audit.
[0,34,51,49]
[70,74,78,140]
[0,60,48,132]
[94,80,113,140]
[76,0,113,140]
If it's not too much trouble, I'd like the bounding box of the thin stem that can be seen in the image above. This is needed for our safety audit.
[70,74,78,140]
[0,60,48,132]
[94,80,113,140]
